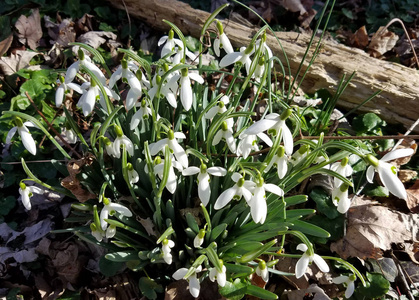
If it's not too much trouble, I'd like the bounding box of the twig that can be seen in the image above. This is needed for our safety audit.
[1,160,68,165]
[392,117,419,150]
[25,91,83,159]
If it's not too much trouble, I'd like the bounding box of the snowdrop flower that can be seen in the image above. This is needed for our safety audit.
[148,73,178,108]
[331,157,353,187]
[105,225,117,239]
[295,243,329,279]
[130,99,152,130]
[214,21,233,57]
[149,130,188,168]
[152,154,184,194]
[290,145,310,166]
[55,75,83,107]
[6,118,37,155]
[249,177,284,224]
[109,59,143,110]
[99,197,133,230]
[168,68,204,111]
[220,43,254,74]
[237,132,273,159]
[256,34,273,68]
[209,260,227,287]
[90,223,105,242]
[19,182,43,210]
[77,80,119,116]
[214,173,256,209]
[366,148,414,200]
[331,183,350,214]
[172,265,202,298]
[127,163,139,184]
[205,95,230,120]
[62,126,78,144]
[213,121,237,153]
[182,163,227,206]
[256,260,269,282]
[161,238,175,264]
[333,274,356,299]
[243,109,294,155]
[103,137,117,157]
[171,45,197,65]
[158,29,184,58]
[113,125,134,159]
[65,49,106,85]
[193,229,205,248]
[265,146,288,179]
[253,57,266,83]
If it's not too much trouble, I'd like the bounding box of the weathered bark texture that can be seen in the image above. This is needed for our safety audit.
[109,0,419,132]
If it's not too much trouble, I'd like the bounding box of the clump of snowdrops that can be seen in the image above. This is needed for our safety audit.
[4,4,414,299]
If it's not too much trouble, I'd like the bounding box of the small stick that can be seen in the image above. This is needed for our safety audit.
[25,91,83,159]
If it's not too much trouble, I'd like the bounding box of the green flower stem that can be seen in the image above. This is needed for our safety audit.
[320,256,366,286]
[163,20,187,62]
[277,230,314,256]
[121,146,145,211]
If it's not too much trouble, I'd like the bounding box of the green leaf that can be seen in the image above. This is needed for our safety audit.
[13,95,30,110]
[246,285,278,299]
[341,8,354,20]
[99,255,124,276]
[307,214,344,241]
[219,279,247,300]
[20,79,51,103]
[309,187,340,219]
[139,277,163,300]
[356,272,390,298]
[209,223,227,242]
[0,196,16,216]
[225,263,253,276]
[105,251,139,262]
[284,195,308,207]
[238,239,277,263]
[290,220,331,238]
[364,185,389,197]
[353,113,385,134]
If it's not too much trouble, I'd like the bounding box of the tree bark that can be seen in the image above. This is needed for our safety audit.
[109,0,419,132]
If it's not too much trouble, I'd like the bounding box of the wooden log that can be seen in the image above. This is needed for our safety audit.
[109,0,419,132]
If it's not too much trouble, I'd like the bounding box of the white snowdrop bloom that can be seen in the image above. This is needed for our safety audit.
[161,238,175,265]
[214,21,234,57]
[168,68,204,111]
[112,125,134,159]
[265,146,288,179]
[18,182,43,210]
[243,109,293,155]
[331,183,350,214]
[130,99,152,130]
[90,223,105,242]
[55,75,83,107]
[127,163,139,184]
[290,145,310,166]
[256,35,273,68]
[249,177,284,224]
[366,148,414,200]
[62,127,78,144]
[65,49,107,85]
[219,44,254,74]
[149,130,189,168]
[152,154,184,194]
[148,73,179,108]
[331,157,353,187]
[205,95,230,120]
[253,57,266,83]
[237,132,273,159]
[172,265,202,298]
[295,243,329,279]
[209,261,227,287]
[171,46,197,65]
[333,274,356,299]
[99,197,132,230]
[158,29,184,58]
[193,229,205,248]
[6,118,37,155]
[182,164,227,206]
[103,137,117,157]
[214,173,255,209]
[256,260,269,283]
[213,121,237,153]
[105,225,117,239]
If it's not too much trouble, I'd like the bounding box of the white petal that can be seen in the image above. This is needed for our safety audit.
[257,132,273,147]
[295,254,310,279]
[174,132,186,139]
[264,183,284,196]
[55,85,65,107]
[345,280,355,298]
[220,33,234,54]
[149,139,168,155]
[172,268,188,280]
[219,52,243,68]
[250,187,266,224]
[19,127,37,155]
[313,254,329,273]
[189,276,200,298]
[121,136,134,156]
[378,163,407,199]
[108,66,122,88]
[100,207,109,230]
[19,189,31,210]
[126,88,141,110]
[65,61,80,83]
[130,110,142,130]
[182,167,200,176]
[281,124,294,156]
[6,127,17,144]
[244,119,278,135]
[214,38,221,57]
[170,140,188,168]
[166,166,177,194]
[241,187,253,202]
[214,187,236,209]
[188,72,204,84]
[296,243,308,252]
[381,148,414,162]
[332,275,349,284]
[337,192,350,214]
[217,267,227,287]
[205,106,219,119]
[207,167,227,176]
[108,203,133,217]
[231,173,242,182]
[212,130,223,146]
[225,131,237,153]
[198,173,211,206]
[158,36,168,46]
[366,165,375,183]
[277,157,288,179]
[180,76,192,111]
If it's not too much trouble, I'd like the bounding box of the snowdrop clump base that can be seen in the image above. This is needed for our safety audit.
[4,4,414,299]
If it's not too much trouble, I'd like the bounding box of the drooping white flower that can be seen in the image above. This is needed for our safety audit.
[182,164,227,206]
[295,243,329,279]
[193,229,205,248]
[214,21,234,57]
[103,137,117,157]
[249,177,284,224]
[214,173,255,209]
[158,29,184,58]
[205,95,230,120]
[6,118,37,155]
[331,157,353,187]
[256,260,269,282]
[265,146,288,179]
[333,274,356,299]
[256,35,273,68]
[220,44,254,74]
[127,163,139,184]
[55,75,83,107]
[62,126,78,144]
[290,145,310,166]
[152,154,184,194]
[168,68,204,111]
[130,99,152,130]
[213,121,237,153]
[366,148,414,200]
[253,57,266,83]
[105,225,117,239]
[161,238,175,265]
[65,49,107,85]
[331,183,350,214]
[236,132,273,159]
[149,130,188,168]
[172,265,202,298]
[148,73,178,108]
[99,197,133,231]
[243,109,293,155]
[18,182,43,210]
[112,125,134,159]
[171,45,197,65]
[209,261,227,287]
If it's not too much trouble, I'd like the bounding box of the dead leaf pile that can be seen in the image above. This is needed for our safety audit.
[15,9,43,50]
[61,157,96,202]
[0,50,40,76]
[368,26,399,57]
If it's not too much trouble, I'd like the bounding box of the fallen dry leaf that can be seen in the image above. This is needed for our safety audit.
[406,180,419,213]
[44,15,76,47]
[0,34,13,57]
[277,0,307,15]
[399,170,418,183]
[61,157,96,202]
[77,31,120,49]
[138,217,157,237]
[331,196,419,260]
[368,26,399,57]
[0,50,39,76]
[15,8,43,50]
[349,26,369,49]
[283,284,331,300]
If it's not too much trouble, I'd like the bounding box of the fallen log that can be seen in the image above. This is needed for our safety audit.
[109,0,419,132]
